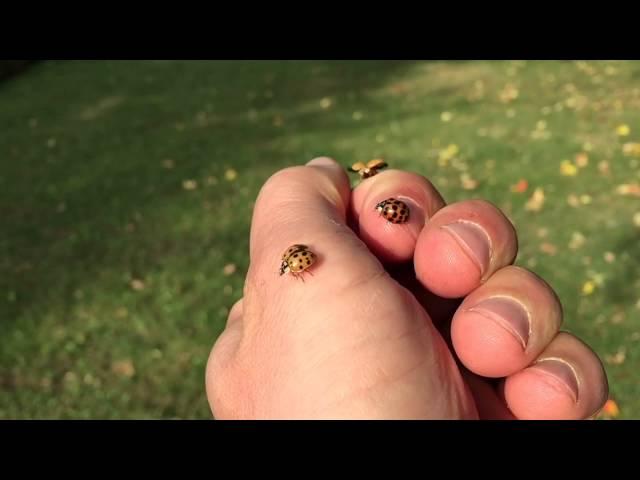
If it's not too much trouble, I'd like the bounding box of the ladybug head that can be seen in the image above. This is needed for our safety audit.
[279,260,290,276]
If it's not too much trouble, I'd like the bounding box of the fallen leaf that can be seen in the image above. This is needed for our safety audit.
[223,263,237,276]
[567,194,580,207]
[580,194,592,205]
[604,251,616,263]
[605,347,626,365]
[575,153,589,168]
[602,399,620,417]
[540,242,558,255]
[225,169,238,182]
[162,159,175,169]
[531,120,551,140]
[438,144,459,167]
[130,279,145,291]
[182,179,198,190]
[537,227,549,238]
[611,312,625,324]
[569,232,586,250]
[525,188,545,212]
[510,179,529,193]
[112,359,136,378]
[560,160,578,176]
[616,183,640,197]
[319,97,333,109]
[633,212,640,227]
[622,142,640,157]
[499,83,519,103]
[582,280,596,295]
[440,111,453,122]
[616,124,630,136]
[460,173,478,190]
[598,160,610,175]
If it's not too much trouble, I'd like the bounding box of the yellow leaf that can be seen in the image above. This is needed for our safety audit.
[182,179,198,190]
[225,169,238,182]
[582,280,596,295]
[569,232,586,250]
[560,160,578,176]
[319,97,333,109]
[438,144,459,166]
[440,111,453,122]
[622,142,640,157]
[616,124,630,136]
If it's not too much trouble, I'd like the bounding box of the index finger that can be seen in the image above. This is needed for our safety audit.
[245,157,387,317]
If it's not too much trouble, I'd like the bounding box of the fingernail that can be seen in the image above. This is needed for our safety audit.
[441,221,492,276]
[467,296,531,349]
[307,157,337,168]
[531,358,580,403]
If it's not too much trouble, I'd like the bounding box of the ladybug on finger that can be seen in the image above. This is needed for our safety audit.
[279,244,316,279]
[375,198,410,224]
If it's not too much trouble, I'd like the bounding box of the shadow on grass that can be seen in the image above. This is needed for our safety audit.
[0,60,37,83]
[1,60,424,331]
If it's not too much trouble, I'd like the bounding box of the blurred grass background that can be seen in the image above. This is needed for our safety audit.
[1,60,638,419]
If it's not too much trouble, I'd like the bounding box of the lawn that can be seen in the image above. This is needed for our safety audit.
[1,60,638,419]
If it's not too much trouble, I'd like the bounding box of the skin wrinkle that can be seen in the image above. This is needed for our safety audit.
[311,321,436,418]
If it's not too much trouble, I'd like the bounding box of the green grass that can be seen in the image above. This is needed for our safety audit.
[1,60,639,419]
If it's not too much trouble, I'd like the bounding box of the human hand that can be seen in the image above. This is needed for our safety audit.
[206,157,608,419]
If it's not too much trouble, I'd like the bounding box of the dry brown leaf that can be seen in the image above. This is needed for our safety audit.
[525,188,545,212]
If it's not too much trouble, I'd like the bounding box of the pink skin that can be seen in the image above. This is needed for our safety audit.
[207,157,608,420]
[350,170,444,264]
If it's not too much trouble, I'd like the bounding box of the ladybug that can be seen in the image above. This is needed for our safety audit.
[279,244,317,278]
[375,198,410,224]
[349,159,388,179]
